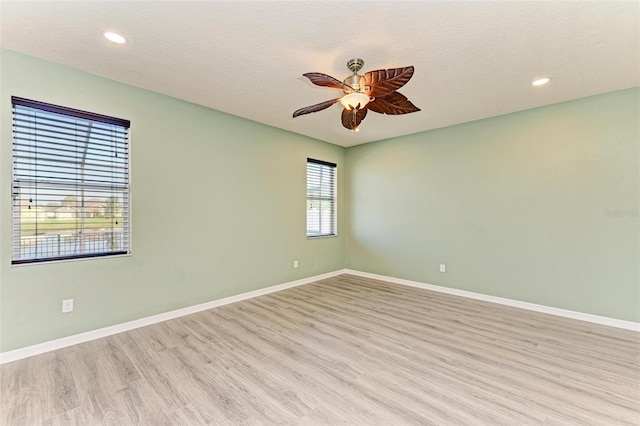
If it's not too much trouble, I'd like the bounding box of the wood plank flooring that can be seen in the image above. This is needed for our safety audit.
[1,274,639,425]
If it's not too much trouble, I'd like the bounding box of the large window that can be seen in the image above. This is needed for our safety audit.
[307,158,336,237]
[11,97,130,264]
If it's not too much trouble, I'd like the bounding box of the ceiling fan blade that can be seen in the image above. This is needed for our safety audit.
[362,66,415,98]
[303,73,346,90]
[367,92,420,115]
[341,107,368,131]
[293,98,340,118]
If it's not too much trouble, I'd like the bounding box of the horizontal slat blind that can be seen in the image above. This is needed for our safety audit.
[307,158,336,237]
[11,97,130,264]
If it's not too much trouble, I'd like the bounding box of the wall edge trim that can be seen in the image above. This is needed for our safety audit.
[0,269,347,364]
[344,269,640,332]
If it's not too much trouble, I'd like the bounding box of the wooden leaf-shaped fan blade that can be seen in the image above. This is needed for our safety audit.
[367,92,420,115]
[293,98,340,118]
[303,73,346,89]
[362,66,414,98]
[341,107,368,131]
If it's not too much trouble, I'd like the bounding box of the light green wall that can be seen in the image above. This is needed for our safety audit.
[0,49,345,352]
[346,88,639,322]
[1,49,638,353]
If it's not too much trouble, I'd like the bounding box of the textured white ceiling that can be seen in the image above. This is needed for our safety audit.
[1,1,638,147]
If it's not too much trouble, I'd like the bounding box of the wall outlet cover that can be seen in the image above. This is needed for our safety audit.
[62,299,74,313]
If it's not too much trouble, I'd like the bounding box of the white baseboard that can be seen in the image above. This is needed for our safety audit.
[3,268,635,364]
[344,269,640,332]
[0,269,346,365]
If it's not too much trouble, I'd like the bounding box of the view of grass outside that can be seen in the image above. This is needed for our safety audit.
[20,217,123,235]
[18,194,124,235]
[15,193,127,260]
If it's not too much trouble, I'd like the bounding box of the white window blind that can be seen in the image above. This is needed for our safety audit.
[11,97,130,264]
[307,158,336,237]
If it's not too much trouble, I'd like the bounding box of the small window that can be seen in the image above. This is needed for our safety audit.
[307,158,336,237]
[11,97,130,264]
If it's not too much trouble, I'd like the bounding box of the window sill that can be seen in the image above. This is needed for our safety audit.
[306,234,338,240]
[10,252,132,267]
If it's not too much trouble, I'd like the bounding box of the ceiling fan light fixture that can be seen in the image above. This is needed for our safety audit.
[340,92,370,110]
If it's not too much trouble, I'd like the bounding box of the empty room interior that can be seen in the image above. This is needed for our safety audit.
[0,1,638,425]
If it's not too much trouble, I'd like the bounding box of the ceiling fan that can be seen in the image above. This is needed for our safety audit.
[293,58,420,132]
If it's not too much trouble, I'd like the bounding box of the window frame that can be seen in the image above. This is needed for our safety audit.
[11,96,131,265]
[306,158,337,238]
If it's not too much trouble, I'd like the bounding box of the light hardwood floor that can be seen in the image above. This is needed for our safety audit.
[1,274,639,425]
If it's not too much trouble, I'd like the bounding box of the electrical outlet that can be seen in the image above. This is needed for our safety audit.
[62,299,74,313]
[439,264,446,273]
[293,260,299,269]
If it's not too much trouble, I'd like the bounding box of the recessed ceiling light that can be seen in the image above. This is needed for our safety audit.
[532,77,550,86]
[103,31,126,44]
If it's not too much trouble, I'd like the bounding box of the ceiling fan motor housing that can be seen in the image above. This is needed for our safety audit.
[343,74,364,93]
[344,58,366,94]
